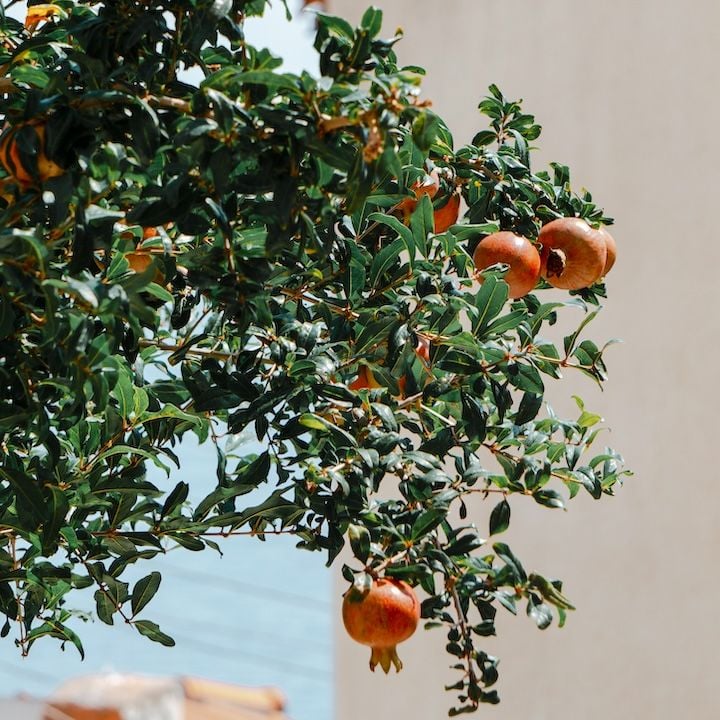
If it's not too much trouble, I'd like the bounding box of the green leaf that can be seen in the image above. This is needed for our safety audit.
[576,467,602,499]
[367,213,416,266]
[448,223,500,241]
[368,237,406,288]
[485,310,526,336]
[507,363,544,394]
[133,620,175,647]
[348,524,370,563]
[493,542,527,583]
[489,499,510,535]
[161,482,189,518]
[0,467,47,526]
[410,195,433,258]
[461,392,487,443]
[527,596,553,629]
[131,572,162,617]
[93,446,171,472]
[42,486,69,553]
[112,371,135,420]
[411,509,445,540]
[94,590,116,626]
[533,489,565,509]
[194,452,271,520]
[473,276,508,335]
[360,6,383,36]
[563,308,600,356]
[515,393,542,425]
[26,621,84,659]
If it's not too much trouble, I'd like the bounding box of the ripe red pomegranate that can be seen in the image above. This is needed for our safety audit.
[415,335,431,366]
[342,577,420,673]
[473,231,541,299]
[433,192,460,233]
[597,226,617,276]
[397,169,441,222]
[349,366,381,391]
[539,217,607,290]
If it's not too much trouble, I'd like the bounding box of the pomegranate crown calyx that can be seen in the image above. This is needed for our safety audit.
[545,247,567,278]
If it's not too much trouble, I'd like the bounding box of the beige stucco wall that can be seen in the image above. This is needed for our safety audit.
[331,2,720,718]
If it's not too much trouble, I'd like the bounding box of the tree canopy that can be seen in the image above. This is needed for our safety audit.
[0,1,628,713]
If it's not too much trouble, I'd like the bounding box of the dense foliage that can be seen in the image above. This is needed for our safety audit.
[0,1,628,712]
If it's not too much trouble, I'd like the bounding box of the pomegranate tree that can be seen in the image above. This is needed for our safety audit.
[0,2,627,713]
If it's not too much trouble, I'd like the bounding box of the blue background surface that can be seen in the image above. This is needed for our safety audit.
[0,436,333,720]
[0,3,328,716]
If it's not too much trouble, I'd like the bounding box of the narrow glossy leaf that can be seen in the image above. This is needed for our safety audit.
[532,489,565,509]
[515,392,542,425]
[112,371,135,421]
[489,499,510,535]
[461,392,487,442]
[368,237,406,288]
[563,308,600,355]
[93,445,170,472]
[576,467,602,499]
[411,509,445,540]
[485,310,526,336]
[473,276,508,335]
[448,223,500,241]
[26,621,84,659]
[527,596,553,629]
[507,363,544,395]
[0,468,47,526]
[410,195,433,258]
[492,542,527,583]
[42,487,69,553]
[367,213,415,265]
[161,482,189,518]
[131,572,162,617]
[348,524,370,563]
[134,620,175,647]
[94,590,116,625]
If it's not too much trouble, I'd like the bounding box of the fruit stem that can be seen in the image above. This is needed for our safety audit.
[546,248,566,278]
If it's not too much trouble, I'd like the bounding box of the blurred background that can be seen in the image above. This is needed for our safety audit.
[330,1,720,719]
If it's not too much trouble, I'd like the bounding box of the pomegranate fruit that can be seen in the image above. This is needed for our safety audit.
[0,121,64,187]
[342,577,420,673]
[597,226,617,276]
[433,192,460,233]
[126,251,164,284]
[349,366,381,391]
[472,231,541,299]
[415,335,431,366]
[397,169,441,222]
[539,217,607,290]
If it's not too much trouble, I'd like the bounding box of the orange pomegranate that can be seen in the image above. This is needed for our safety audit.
[349,366,381,391]
[25,4,64,32]
[0,121,64,187]
[433,192,460,233]
[539,217,607,290]
[412,169,440,201]
[126,251,164,284]
[473,231,541,299]
[597,226,617,276]
[397,169,441,222]
[414,335,431,366]
[342,577,420,673]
